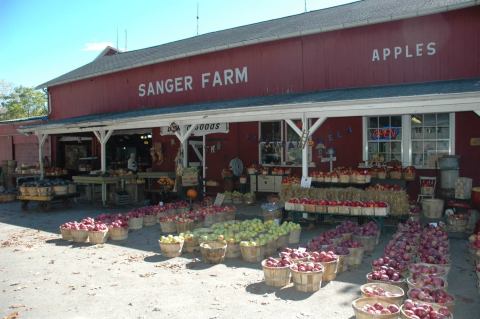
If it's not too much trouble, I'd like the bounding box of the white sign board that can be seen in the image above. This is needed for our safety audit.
[213,193,225,207]
[301,176,312,188]
[161,123,229,136]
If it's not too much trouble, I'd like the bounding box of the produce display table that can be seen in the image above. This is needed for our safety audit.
[287,210,387,231]
[73,176,119,206]
[17,193,78,212]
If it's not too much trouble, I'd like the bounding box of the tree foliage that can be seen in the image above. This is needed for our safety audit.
[0,86,47,120]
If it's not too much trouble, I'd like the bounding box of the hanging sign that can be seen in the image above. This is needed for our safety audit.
[160,123,229,136]
[213,193,225,206]
[301,176,312,188]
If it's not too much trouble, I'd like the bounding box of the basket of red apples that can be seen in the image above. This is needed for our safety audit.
[353,222,379,253]
[367,267,407,291]
[127,211,145,230]
[360,283,405,305]
[400,299,452,319]
[307,250,339,281]
[352,297,400,319]
[279,248,310,261]
[108,218,129,241]
[59,222,75,241]
[88,222,109,244]
[289,261,324,292]
[261,257,292,287]
[372,256,409,275]
[407,287,455,312]
[71,219,94,243]
[339,240,364,266]
[324,245,350,273]
[407,274,448,291]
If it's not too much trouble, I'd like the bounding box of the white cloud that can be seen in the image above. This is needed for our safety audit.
[82,42,114,52]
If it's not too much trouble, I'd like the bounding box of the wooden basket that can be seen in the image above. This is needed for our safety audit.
[225,242,241,258]
[352,297,400,319]
[346,247,364,266]
[183,238,200,253]
[159,240,184,258]
[176,221,194,233]
[26,187,38,196]
[240,245,265,263]
[407,290,455,314]
[109,227,128,241]
[128,217,144,230]
[70,229,88,243]
[160,221,176,233]
[59,227,72,240]
[143,215,157,226]
[288,229,301,244]
[264,240,277,257]
[88,230,108,244]
[200,241,227,264]
[360,283,405,305]
[261,259,291,287]
[290,266,324,293]
[352,234,376,253]
[320,259,338,281]
[336,254,349,273]
[276,234,289,249]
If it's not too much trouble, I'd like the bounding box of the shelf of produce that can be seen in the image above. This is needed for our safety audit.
[286,210,387,230]
[311,181,371,189]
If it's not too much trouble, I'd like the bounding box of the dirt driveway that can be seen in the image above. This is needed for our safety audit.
[0,202,479,319]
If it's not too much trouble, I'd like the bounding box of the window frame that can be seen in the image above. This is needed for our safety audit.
[363,113,455,169]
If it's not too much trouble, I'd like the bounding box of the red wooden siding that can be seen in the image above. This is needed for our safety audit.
[49,7,480,120]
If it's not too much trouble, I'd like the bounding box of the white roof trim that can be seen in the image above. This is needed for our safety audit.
[19,91,480,135]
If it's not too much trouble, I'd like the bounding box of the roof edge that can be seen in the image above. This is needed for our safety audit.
[36,0,480,90]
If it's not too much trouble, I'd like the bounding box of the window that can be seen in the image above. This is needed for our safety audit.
[366,116,402,163]
[411,113,451,168]
[363,113,454,169]
[258,120,312,166]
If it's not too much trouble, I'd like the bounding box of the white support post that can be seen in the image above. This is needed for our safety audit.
[202,134,206,195]
[308,117,326,136]
[285,119,303,138]
[36,133,48,180]
[93,129,114,206]
[301,114,309,178]
[174,124,198,168]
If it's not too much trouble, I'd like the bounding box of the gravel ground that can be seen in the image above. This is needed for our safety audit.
[0,202,479,319]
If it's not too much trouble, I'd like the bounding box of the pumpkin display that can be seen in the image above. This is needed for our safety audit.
[186,188,198,200]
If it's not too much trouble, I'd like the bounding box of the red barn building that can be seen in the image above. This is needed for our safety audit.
[4,0,480,199]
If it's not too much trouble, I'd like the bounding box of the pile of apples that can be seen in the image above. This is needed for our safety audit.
[408,288,454,305]
[469,233,480,250]
[109,218,129,229]
[60,221,79,230]
[127,211,145,219]
[290,261,323,272]
[409,274,447,289]
[339,239,363,248]
[264,257,292,268]
[409,264,446,277]
[367,266,403,282]
[279,248,310,260]
[360,303,399,315]
[362,285,402,298]
[354,221,379,236]
[307,251,338,263]
[372,256,408,273]
[90,222,108,232]
[402,299,451,319]
[335,220,358,234]
[159,235,184,244]
[307,236,333,251]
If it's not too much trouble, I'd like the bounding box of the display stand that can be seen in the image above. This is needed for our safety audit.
[18,193,79,212]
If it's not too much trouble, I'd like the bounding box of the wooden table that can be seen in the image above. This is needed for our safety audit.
[73,176,119,206]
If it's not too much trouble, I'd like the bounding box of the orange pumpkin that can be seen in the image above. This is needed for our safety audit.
[186,188,198,199]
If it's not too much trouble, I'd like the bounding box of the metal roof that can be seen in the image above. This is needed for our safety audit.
[22,78,480,134]
[37,0,479,89]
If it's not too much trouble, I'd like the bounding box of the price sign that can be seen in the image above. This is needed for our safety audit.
[213,193,225,206]
[301,176,312,188]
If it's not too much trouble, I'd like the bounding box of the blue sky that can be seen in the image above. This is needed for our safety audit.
[0,0,356,88]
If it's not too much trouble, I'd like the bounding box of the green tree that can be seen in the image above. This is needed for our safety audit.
[0,86,47,120]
